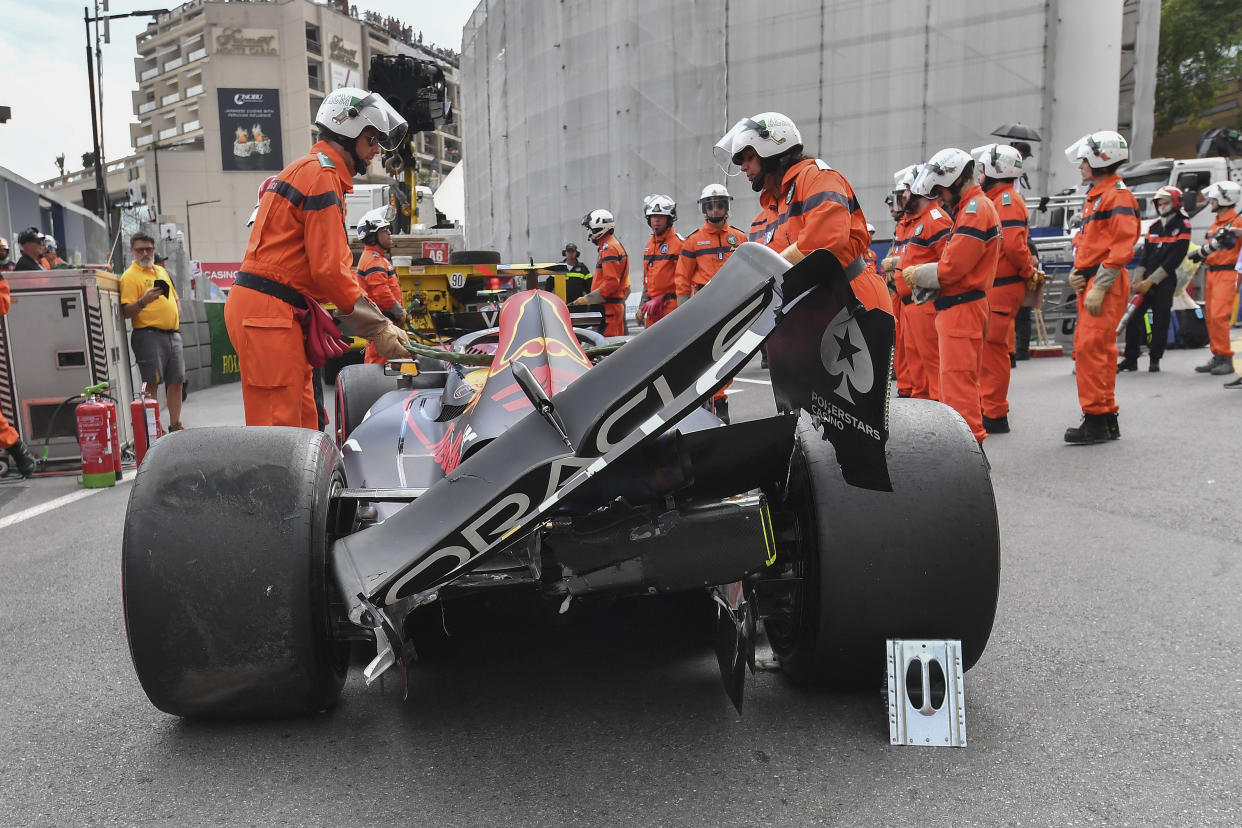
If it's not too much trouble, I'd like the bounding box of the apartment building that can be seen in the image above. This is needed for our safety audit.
[42,0,462,265]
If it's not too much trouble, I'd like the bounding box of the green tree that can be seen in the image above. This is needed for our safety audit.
[81,151,97,169]
[1156,0,1242,133]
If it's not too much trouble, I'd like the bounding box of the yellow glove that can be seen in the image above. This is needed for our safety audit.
[1068,270,1087,292]
[1083,285,1107,316]
[1026,269,1047,291]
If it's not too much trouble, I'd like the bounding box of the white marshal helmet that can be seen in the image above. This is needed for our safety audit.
[970,143,1024,179]
[1203,180,1242,208]
[314,87,408,150]
[643,194,677,222]
[713,112,802,175]
[582,208,616,242]
[698,183,732,205]
[1064,130,1129,168]
[893,164,920,192]
[911,148,973,197]
[355,206,392,241]
[865,222,876,235]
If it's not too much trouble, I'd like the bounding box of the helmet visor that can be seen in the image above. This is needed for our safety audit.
[356,92,409,150]
[1064,136,1091,165]
[713,117,766,175]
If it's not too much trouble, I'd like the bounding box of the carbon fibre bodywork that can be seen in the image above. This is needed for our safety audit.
[332,243,895,637]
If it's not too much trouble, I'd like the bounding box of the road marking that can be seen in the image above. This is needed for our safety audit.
[732,377,772,385]
[0,471,135,531]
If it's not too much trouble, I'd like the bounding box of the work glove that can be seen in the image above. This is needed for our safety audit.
[1133,278,1154,295]
[908,262,939,288]
[881,255,898,275]
[1187,247,1205,264]
[1129,266,1147,285]
[339,297,412,360]
[1084,285,1107,316]
[640,294,667,321]
[1093,266,1121,289]
[1148,266,1171,285]
[1067,269,1087,291]
[676,294,690,306]
[1026,270,1047,291]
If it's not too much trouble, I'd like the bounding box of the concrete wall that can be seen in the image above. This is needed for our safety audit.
[461,0,1155,260]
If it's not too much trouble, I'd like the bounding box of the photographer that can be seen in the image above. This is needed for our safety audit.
[120,233,185,431]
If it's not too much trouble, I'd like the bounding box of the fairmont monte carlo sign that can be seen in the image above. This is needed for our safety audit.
[214,27,279,57]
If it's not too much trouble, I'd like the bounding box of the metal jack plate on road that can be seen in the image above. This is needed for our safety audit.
[887,639,967,747]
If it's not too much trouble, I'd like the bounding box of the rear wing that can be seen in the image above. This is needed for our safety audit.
[333,242,894,623]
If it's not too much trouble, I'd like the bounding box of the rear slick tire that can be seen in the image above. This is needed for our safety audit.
[122,427,349,719]
[769,401,999,687]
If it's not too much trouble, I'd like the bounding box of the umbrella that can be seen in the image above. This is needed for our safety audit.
[990,122,1042,142]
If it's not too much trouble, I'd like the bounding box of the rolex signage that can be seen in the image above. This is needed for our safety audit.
[213,27,279,56]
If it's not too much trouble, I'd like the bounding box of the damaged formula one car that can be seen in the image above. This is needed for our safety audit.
[122,243,999,719]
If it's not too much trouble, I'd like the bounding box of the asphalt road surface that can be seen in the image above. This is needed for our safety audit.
[1,346,1239,827]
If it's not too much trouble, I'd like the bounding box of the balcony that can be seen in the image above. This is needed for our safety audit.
[137,134,154,147]
[138,101,157,115]
[183,120,201,133]
[185,84,204,99]
[159,126,179,141]
[162,91,180,106]
[188,47,206,63]
[164,57,184,72]
[140,66,159,81]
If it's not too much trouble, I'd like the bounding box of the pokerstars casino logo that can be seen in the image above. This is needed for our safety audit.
[820,306,873,404]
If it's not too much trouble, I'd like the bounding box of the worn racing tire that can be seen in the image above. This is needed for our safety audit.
[768,400,999,687]
[122,427,350,718]
[448,249,502,265]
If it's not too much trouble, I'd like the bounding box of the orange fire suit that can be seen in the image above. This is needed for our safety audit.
[931,185,1001,444]
[358,245,403,364]
[897,203,954,401]
[1202,207,1242,358]
[592,234,630,337]
[748,158,892,314]
[0,276,17,449]
[225,141,363,428]
[1072,174,1139,415]
[888,216,915,396]
[642,228,682,327]
[675,221,747,297]
[980,181,1035,419]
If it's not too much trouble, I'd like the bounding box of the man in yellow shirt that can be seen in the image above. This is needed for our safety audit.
[120,233,185,430]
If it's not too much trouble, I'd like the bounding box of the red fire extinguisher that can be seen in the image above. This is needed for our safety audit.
[78,383,116,488]
[131,382,164,468]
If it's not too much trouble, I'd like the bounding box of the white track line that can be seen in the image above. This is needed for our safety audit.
[731,377,772,385]
[0,470,134,531]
